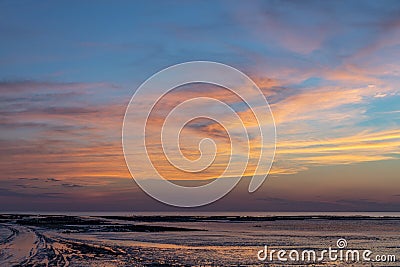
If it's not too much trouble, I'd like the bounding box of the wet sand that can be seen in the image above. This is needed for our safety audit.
[0,214,399,266]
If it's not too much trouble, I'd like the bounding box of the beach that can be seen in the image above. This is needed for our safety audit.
[0,213,399,266]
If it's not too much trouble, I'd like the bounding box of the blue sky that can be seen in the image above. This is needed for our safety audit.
[0,0,399,211]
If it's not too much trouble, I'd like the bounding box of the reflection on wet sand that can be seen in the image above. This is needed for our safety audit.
[0,214,399,266]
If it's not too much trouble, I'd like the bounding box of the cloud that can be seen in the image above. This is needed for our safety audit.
[272,129,400,171]
[0,188,64,199]
[1,1,400,212]
[1,71,398,183]
[61,183,83,188]
[0,80,113,94]
[46,178,61,182]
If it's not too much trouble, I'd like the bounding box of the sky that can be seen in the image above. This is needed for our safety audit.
[0,0,399,212]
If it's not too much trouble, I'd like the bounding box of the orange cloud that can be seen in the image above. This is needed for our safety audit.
[273,129,400,170]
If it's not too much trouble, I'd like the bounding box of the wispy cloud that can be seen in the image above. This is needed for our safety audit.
[0,1,400,210]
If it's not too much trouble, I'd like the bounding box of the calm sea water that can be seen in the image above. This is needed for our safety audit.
[3,211,400,217]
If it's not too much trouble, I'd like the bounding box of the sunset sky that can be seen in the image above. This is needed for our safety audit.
[0,0,399,211]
